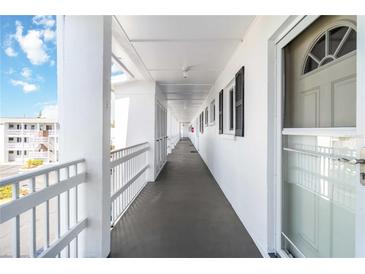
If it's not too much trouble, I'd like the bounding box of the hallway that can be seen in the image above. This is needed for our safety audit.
[110,139,262,258]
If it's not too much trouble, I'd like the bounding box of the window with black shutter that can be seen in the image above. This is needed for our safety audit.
[219,90,223,134]
[205,107,208,125]
[229,88,234,130]
[199,113,202,133]
[235,66,244,137]
[201,111,204,133]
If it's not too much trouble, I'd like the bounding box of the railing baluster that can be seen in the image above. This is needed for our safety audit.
[29,177,36,258]
[74,164,79,257]
[55,170,61,259]
[44,173,50,252]
[66,166,70,258]
[12,182,20,258]
[57,169,61,242]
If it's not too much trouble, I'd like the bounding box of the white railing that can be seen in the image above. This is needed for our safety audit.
[283,143,357,213]
[110,142,149,227]
[29,151,49,159]
[48,130,57,136]
[0,159,87,258]
[7,143,36,150]
[7,130,22,136]
[23,130,40,135]
[30,136,49,143]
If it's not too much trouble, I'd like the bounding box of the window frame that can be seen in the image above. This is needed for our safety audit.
[221,79,235,135]
[209,99,216,125]
[302,21,357,76]
[235,66,245,137]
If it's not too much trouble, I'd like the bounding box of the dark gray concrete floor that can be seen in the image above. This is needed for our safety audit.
[110,139,262,258]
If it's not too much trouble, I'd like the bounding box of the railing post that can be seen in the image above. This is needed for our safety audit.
[57,15,112,257]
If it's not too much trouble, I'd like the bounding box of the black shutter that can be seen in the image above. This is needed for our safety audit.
[229,89,234,130]
[205,107,208,125]
[199,113,202,133]
[235,66,244,137]
[219,90,223,134]
[201,111,204,133]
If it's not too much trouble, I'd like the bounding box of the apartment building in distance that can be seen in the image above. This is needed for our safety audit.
[0,118,59,163]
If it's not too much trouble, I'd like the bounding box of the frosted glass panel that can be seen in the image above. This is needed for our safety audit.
[282,135,357,257]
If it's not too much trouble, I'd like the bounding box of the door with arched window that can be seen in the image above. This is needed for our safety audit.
[281,16,360,258]
[285,16,356,128]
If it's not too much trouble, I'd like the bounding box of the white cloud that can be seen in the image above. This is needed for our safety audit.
[32,16,55,28]
[42,29,56,42]
[40,104,58,120]
[4,47,17,57]
[5,68,15,75]
[10,79,38,93]
[21,67,32,79]
[14,21,49,65]
[36,75,45,82]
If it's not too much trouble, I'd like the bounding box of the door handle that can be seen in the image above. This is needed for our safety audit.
[338,158,365,165]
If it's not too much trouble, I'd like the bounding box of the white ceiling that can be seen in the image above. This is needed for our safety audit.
[114,15,255,122]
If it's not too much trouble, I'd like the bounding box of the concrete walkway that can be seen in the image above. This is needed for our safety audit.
[110,139,262,258]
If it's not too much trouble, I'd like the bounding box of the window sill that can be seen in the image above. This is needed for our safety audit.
[219,133,236,140]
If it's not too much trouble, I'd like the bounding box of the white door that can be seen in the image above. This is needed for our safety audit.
[277,15,365,258]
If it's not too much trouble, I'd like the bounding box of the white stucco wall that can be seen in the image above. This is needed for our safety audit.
[113,81,156,149]
[181,123,189,138]
[189,16,289,255]
[113,80,156,181]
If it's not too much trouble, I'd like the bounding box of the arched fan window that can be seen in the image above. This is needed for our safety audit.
[303,25,356,74]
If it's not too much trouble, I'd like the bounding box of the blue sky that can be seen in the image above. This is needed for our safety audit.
[0,15,57,118]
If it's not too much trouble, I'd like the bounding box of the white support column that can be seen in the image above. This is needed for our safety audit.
[57,15,112,257]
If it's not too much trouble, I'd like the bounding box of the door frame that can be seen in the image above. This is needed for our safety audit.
[267,15,365,258]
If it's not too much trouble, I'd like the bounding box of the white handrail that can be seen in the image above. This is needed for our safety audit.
[110,142,149,227]
[111,142,149,155]
[0,159,85,187]
[0,159,87,258]
[110,147,149,168]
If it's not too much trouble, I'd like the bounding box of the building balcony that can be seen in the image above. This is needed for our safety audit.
[0,142,150,258]
[7,130,23,136]
[7,130,57,137]
[7,143,36,150]
[29,151,50,159]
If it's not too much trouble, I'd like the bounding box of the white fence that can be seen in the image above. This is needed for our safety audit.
[0,159,87,258]
[110,142,149,227]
